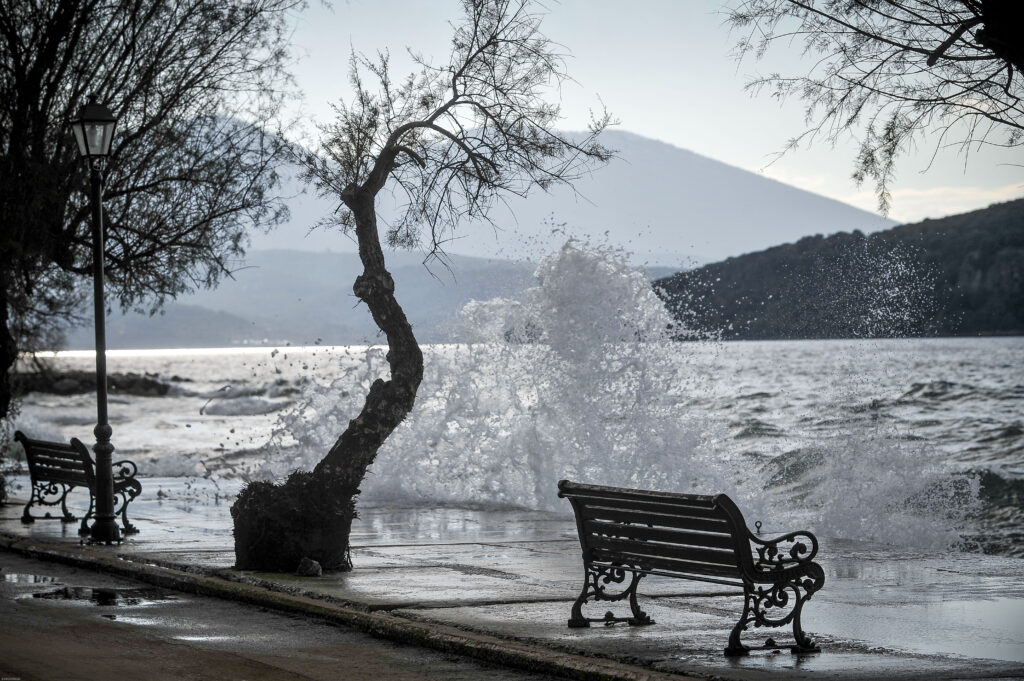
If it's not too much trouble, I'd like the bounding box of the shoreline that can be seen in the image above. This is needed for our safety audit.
[2,476,1022,680]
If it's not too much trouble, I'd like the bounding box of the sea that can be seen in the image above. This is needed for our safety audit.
[6,243,1024,557]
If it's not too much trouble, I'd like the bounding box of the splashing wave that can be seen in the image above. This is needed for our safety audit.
[251,240,982,549]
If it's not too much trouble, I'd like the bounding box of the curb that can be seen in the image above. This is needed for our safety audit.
[0,531,703,681]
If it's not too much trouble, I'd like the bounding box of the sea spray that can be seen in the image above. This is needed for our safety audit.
[253,242,733,507]
[249,240,983,548]
[754,242,980,548]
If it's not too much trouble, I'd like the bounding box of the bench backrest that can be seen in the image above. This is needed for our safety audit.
[16,430,95,488]
[558,480,756,586]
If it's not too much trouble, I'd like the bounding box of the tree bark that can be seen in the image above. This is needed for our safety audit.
[313,189,424,487]
[0,272,18,423]
[231,183,423,572]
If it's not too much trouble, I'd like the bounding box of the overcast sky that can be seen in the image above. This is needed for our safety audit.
[283,0,1022,225]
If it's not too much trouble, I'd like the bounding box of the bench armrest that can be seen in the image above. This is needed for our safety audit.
[747,528,819,572]
[112,459,139,480]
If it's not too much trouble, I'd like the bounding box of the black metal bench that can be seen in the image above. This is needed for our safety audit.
[558,480,825,656]
[16,430,142,536]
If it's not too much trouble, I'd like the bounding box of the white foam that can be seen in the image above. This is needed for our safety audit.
[250,240,984,550]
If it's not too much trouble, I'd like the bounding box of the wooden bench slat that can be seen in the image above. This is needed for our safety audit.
[28,447,82,461]
[590,563,745,588]
[31,458,88,471]
[28,468,92,485]
[29,468,90,483]
[565,491,716,512]
[559,481,718,506]
[29,454,91,470]
[584,519,738,551]
[580,505,732,534]
[589,534,740,569]
[571,497,724,519]
[28,460,85,474]
[591,546,742,579]
[29,442,78,453]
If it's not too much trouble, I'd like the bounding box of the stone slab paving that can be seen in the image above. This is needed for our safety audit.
[2,475,1023,680]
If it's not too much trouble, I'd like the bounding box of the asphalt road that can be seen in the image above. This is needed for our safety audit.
[0,551,566,681]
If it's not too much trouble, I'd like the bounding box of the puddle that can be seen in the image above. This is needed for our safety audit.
[102,615,165,626]
[31,586,177,606]
[3,573,58,584]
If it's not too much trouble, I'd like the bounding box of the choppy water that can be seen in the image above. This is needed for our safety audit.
[7,244,1024,556]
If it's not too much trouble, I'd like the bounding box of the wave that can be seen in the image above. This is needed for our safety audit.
[977,423,1023,443]
[237,242,986,552]
[730,418,786,439]
[200,397,292,416]
[897,381,1023,405]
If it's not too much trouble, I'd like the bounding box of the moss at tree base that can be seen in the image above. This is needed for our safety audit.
[231,471,357,572]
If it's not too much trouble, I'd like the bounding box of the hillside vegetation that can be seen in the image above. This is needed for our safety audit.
[654,200,1024,339]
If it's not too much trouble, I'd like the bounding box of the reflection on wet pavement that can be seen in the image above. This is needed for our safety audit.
[3,477,1024,680]
[30,585,176,606]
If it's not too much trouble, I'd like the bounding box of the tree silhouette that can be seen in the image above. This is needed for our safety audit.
[727,0,1024,214]
[1,0,300,423]
[230,0,612,572]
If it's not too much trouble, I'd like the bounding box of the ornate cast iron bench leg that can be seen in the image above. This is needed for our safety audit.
[726,565,825,656]
[114,460,143,535]
[789,564,825,654]
[114,479,142,535]
[79,494,95,536]
[568,563,654,628]
[21,481,77,525]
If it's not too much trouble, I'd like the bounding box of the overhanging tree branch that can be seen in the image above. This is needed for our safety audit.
[727,0,1024,213]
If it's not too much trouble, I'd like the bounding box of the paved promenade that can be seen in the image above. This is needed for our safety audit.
[1,476,1023,681]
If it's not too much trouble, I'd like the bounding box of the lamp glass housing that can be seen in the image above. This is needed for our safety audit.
[71,99,117,159]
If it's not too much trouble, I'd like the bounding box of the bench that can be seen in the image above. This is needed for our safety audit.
[558,480,825,656]
[16,430,142,536]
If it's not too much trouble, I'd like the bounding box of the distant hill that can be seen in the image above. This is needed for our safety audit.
[66,250,539,349]
[654,200,1024,339]
[249,130,896,266]
[64,249,677,350]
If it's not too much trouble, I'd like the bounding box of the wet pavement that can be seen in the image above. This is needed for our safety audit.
[0,552,569,681]
[2,476,1023,680]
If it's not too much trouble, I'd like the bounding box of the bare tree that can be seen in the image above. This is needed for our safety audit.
[0,0,300,421]
[726,0,1024,214]
[231,0,613,572]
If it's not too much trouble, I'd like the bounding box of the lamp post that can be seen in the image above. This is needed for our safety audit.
[70,95,120,544]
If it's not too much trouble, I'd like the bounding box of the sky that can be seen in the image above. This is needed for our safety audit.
[281,0,1022,226]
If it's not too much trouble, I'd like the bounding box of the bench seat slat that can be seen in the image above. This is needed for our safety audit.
[559,482,718,506]
[28,448,83,462]
[29,460,86,475]
[30,468,90,484]
[28,442,78,453]
[29,454,91,470]
[568,494,722,518]
[589,534,740,569]
[589,561,745,588]
[29,470,92,486]
[591,546,742,579]
[580,506,732,534]
[583,519,737,550]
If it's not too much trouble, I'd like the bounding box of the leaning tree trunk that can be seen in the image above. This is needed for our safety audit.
[232,186,424,572]
[0,279,18,424]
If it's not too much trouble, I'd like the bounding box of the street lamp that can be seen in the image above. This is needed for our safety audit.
[70,95,120,544]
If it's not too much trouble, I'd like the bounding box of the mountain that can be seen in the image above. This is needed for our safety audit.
[64,130,903,350]
[66,250,539,349]
[64,248,679,350]
[248,130,896,266]
[654,200,1024,339]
